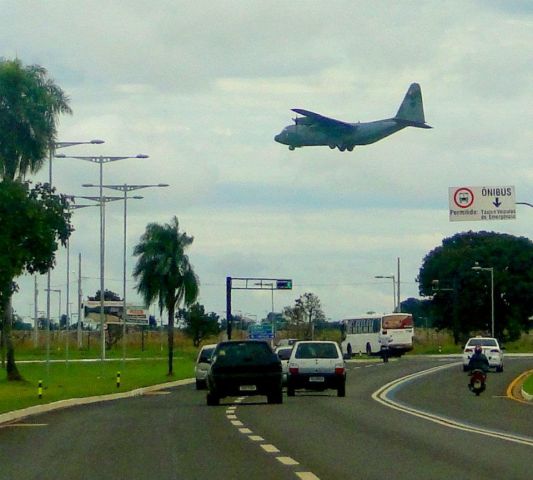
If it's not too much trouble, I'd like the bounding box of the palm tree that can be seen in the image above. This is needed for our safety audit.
[133,216,199,376]
[0,58,72,181]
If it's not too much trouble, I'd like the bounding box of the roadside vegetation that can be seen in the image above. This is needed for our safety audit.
[2,327,531,415]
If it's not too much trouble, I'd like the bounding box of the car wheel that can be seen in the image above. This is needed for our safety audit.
[195,379,204,390]
[496,365,504,372]
[337,382,346,397]
[287,385,295,397]
[206,392,219,406]
[268,389,283,404]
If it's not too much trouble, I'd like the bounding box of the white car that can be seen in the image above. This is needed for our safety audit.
[287,341,346,397]
[462,337,504,372]
[195,344,217,389]
[275,345,293,386]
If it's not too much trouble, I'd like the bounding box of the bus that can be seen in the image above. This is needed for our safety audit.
[340,313,414,358]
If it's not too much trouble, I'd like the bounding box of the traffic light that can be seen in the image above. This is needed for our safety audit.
[276,279,292,290]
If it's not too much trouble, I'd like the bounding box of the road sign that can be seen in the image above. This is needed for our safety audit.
[449,186,516,222]
[248,324,274,339]
[276,279,292,290]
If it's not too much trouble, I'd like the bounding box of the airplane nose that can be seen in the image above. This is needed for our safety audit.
[274,134,281,143]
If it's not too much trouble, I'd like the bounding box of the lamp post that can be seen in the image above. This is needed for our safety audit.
[46,139,104,365]
[471,264,495,337]
[82,183,166,362]
[55,154,148,360]
[64,200,100,360]
[375,275,396,312]
[44,288,61,373]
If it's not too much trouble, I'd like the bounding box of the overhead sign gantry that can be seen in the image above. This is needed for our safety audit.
[226,277,293,340]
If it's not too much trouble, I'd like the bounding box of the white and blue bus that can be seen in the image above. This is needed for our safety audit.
[340,313,414,358]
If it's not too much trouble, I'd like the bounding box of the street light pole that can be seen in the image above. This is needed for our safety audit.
[375,275,396,312]
[44,288,61,372]
[83,183,168,362]
[55,154,149,360]
[472,264,495,337]
[46,139,104,367]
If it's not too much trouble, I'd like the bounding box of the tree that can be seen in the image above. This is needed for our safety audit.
[418,231,533,342]
[0,58,72,381]
[285,292,325,340]
[177,303,220,346]
[0,181,71,379]
[0,58,71,180]
[133,216,199,376]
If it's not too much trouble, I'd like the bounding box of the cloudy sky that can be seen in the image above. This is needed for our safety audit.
[2,0,532,325]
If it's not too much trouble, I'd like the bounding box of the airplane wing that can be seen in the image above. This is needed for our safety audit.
[291,109,357,133]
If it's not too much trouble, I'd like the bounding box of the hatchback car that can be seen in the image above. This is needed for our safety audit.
[287,341,346,397]
[462,337,504,372]
[206,340,283,406]
[195,344,217,389]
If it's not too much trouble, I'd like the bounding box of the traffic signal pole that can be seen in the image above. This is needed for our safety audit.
[225,277,292,341]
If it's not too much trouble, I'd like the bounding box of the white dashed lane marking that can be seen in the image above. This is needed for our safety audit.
[277,456,299,465]
[261,444,280,453]
[226,397,321,479]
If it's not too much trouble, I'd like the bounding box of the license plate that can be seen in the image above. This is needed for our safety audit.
[309,376,325,383]
[239,385,257,391]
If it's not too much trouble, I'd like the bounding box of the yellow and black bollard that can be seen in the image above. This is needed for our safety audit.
[38,380,43,399]
[116,371,121,389]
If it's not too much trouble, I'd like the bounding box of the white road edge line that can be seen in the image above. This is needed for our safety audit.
[372,362,533,447]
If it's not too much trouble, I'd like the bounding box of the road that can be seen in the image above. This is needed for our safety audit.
[0,357,531,480]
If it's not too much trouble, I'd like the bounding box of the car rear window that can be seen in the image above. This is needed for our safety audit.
[198,347,215,363]
[215,342,273,364]
[295,343,339,359]
[468,339,497,347]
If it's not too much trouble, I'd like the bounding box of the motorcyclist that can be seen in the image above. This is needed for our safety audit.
[467,345,490,373]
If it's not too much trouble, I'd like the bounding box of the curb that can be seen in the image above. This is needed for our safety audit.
[521,387,532,401]
[0,378,194,426]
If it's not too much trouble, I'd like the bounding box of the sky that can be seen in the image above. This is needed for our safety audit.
[2,0,532,326]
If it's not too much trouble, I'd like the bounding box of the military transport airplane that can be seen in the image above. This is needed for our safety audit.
[274,83,431,151]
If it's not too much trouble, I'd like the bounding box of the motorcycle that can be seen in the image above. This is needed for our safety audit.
[468,369,487,396]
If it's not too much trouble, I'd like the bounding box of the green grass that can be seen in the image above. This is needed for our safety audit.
[0,355,196,415]
[523,373,533,396]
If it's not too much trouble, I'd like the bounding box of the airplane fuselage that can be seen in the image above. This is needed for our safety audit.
[274,119,405,151]
[274,83,431,151]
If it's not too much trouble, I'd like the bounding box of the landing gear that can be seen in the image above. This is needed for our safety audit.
[289,145,295,151]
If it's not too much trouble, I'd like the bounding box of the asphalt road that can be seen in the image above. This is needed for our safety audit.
[0,357,531,480]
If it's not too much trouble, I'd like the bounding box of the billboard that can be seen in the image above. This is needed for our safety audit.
[83,301,149,325]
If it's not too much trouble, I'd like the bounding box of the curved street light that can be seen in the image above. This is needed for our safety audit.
[55,154,149,360]
[82,182,168,361]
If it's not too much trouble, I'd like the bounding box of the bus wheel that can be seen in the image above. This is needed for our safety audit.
[366,343,372,356]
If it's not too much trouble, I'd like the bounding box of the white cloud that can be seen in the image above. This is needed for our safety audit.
[3,1,532,324]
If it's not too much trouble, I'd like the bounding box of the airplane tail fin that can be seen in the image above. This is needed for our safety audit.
[394,83,431,128]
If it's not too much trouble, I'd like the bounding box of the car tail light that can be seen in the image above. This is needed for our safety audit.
[490,349,500,353]
[465,348,473,353]
[335,364,345,375]
[289,366,299,375]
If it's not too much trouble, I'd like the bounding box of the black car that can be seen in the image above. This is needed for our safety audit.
[206,340,283,406]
